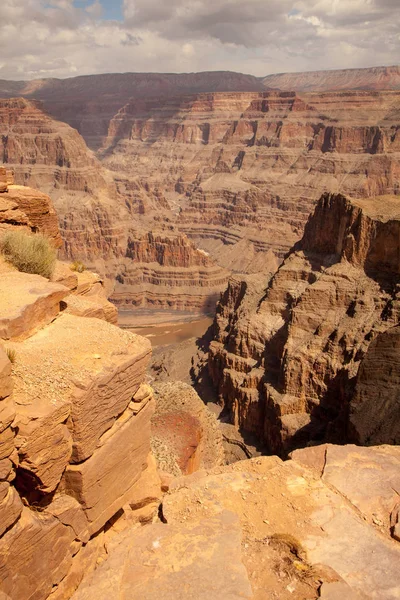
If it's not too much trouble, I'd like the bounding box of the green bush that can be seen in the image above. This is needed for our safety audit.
[0,230,57,279]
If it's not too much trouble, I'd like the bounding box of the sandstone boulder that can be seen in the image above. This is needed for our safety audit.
[64,398,155,535]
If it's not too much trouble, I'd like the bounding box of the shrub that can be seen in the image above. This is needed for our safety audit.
[5,348,16,364]
[70,260,86,273]
[0,231,56,278]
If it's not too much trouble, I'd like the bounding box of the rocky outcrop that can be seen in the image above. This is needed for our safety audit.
[0,184,162,600]
[209,192,400,454]
[112,232,229,312]
[0,168,62,246]
[72,444,400,600]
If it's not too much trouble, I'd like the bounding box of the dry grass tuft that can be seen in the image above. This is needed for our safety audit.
[5,347,16,364]
[0,231,56,279]
[70,260,86,273]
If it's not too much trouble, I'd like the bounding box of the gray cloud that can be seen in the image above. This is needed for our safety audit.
[0,0,398,80]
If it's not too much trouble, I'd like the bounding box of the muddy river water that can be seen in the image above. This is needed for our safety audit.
[118,312,213,347]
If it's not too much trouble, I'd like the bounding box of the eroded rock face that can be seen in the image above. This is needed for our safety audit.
[112,232,229,312]
[99,89,400,272]
[209,193,400,454]
[2,87,400,315]
[0,256,161,600]
[350,325,400,445]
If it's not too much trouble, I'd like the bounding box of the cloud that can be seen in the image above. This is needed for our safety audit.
[0,0,399,80]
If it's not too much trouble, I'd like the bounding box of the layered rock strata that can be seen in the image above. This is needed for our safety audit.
[112,232,229,312]
[0,184,160,600]
[72,444,400,600]
[0,66,399,151]
[209,192,400,454]
[0,100,229,312]
[99,89,400,274]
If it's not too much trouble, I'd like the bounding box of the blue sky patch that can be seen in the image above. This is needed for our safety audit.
[73,0,124,21]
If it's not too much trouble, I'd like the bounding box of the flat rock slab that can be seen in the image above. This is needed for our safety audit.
[72,510,253,600]
[0,272,68,340]
[291,444,400,534]
[162,453,400,600]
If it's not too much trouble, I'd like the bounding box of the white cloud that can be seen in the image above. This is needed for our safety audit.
[0,0,398,80]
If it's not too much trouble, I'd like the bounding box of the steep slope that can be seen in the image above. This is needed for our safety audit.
[208,192,400,455]
[0,72,266,150]
[1,66,399,150]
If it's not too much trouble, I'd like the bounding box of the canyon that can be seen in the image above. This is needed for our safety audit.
[1,77,400,314]
[1,181,399,599]
[0,63,399,597]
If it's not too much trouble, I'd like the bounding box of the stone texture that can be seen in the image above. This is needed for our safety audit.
[151,381,224,476]
[350,325,400,444]
[72,444,400,600]
[51,262,78,291]
[64,398,155,535]
[0,272,69,341]
[0,506,80,600]
[209,193,400,453]
[4,186,62,248]
[14,400,72,494]
[71,510,252,600]
[9,314,151,463]
[291,444,400,539]
[0,482,23,536]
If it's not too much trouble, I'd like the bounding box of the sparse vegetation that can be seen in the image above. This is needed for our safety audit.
[0,231,56,279]
[70,260,86,273]
[5,347,16,364]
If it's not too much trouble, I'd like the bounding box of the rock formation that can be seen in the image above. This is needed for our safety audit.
[0,99,230,312]
[72,444,400,600]
[1,85,400,315]
[112,232,229,313]
[0,182,161,599]
[97,88,400,278]
[209,192,400,454]
[0,66,399,151]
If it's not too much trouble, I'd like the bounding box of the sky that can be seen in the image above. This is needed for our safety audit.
[0,0,399,80]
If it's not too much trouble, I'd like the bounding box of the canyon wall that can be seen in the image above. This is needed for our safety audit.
[0,98,229,311]
[1,80,400,314]
[1,66,399,150]
[99,89,400,274]
[208,192,400,455]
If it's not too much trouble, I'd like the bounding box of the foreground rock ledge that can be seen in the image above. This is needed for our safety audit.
[72,444,400,600]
